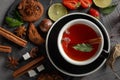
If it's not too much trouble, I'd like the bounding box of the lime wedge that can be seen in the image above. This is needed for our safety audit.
[93,0,112,8]
[48,3,68,21]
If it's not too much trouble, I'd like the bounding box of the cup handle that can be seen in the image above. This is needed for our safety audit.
[100,49,109,59]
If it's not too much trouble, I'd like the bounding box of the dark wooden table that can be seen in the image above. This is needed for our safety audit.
[0,0,120,80]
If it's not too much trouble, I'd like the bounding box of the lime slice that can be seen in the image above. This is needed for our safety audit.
[93,0,112,8]
[48,3,68,21]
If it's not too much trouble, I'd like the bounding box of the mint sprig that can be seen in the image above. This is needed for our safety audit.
[73,43,93,52]
[100,4,117,15]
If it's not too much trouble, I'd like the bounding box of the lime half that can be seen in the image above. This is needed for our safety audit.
[93,0,112,8]
[48,3,68,21]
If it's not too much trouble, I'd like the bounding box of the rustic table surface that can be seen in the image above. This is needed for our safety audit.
[0,0,120,80]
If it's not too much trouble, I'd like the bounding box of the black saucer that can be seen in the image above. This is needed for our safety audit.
[46,13,110,77]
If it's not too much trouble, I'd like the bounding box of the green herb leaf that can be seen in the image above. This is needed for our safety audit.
[13,11,23,22]
[73,43,93,52]
[5,16,23,27]
[100,4,117,15]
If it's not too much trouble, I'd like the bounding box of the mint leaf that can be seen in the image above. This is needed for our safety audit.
[14,11,23,22]
[100,4,117,15]
[73,43,93,52]
[5,16,23,27]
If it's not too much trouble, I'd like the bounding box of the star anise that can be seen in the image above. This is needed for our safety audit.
[7,56,19,68]
[14,25,26,38]
[30,47,39,58]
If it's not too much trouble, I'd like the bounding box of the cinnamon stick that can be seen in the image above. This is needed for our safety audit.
[0,27,27,47]
[69,37,102,45]
[13,56,44,78]
[88,37,101,45]
[0,45,12,53]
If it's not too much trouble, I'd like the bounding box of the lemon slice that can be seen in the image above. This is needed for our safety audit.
[93,0,112,8]
[48,3,68,21]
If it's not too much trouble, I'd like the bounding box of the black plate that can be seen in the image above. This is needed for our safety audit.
[46,13,110,77]
[2,0,73,80]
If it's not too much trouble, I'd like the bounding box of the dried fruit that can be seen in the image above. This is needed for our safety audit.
[39,18,53,32]
[28,23,44,45]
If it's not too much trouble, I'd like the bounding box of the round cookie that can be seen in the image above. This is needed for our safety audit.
[18,0,44,22]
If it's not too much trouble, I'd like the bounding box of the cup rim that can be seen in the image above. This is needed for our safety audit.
[57,19,104,65]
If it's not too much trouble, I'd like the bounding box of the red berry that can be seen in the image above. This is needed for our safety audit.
[89,8,100,19]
